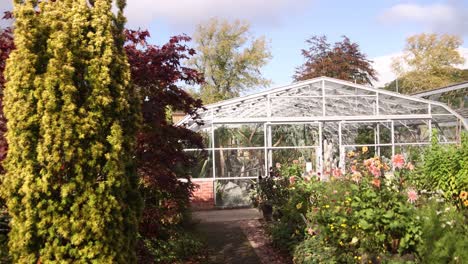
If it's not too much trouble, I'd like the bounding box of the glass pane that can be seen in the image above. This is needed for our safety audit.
[432,116,459,142]
[325,96,376,116]
[198,128,212,149]
[270,97,323,117]
[341,122,391,145]
[213,97,267,118]
[342,123,375,145]
[214,124,264,148]
[378,146,393,161]
[270,148,318,173]
[431,105,451,115]
[271,124,319,147]
[394,120,430,143]
[185,150,213,178]
[379,94,429,115]
[394,145,427,163]
[272,82,322,96]
[324,80,375,95]
[214,149,265,178]
[215,179,256,207]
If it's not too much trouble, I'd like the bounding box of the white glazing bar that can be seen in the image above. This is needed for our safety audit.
[428,104,433,141]
[373,125,377,153]
[212,114,433,124]
[211,110,217,206]
[391,120,395,171]
[338,121,345,173]
[207,146,265,151]
[276,95,375,98]
[318,122,323,176]
[268,145,319,150]
[322,80,326,116]
[264,122,268,177]
[376,123,381,156]
[268,124,273,171]
[215,177,258,180]
[342,143,393,147]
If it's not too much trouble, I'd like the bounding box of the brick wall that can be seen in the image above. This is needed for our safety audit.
[191,179,215,210]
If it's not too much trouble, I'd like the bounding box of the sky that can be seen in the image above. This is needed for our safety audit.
[1,0,468,89]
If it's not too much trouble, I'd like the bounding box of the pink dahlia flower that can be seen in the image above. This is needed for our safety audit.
[392,154,405,169]
[407,188,418,203]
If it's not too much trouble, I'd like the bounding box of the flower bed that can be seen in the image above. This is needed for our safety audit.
[262,133,468,263]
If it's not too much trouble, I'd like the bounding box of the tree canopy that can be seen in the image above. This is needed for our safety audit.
[189,18,271,104]
[390,33,466,93]
[294,35,377,85]
[124,29,206,261]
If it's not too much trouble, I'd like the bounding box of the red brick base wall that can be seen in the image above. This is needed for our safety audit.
[191,179,215,210]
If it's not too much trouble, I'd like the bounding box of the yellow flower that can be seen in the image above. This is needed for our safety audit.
[464,200,468,207]
[340,223,347,228]
[347,151,355,158]
[460,191,468,200]
[362,146,368,153]
[296,202,303,210]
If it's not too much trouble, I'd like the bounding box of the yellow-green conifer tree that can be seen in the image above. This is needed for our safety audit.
[1,0,141,262]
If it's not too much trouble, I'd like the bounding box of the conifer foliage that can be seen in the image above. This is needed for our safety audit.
[1,0,141,262]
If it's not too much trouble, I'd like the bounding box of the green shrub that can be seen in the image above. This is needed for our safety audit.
[416,200,468,263]
[0,202,10,263]
[417,131,468,207]
[138,229,205,264]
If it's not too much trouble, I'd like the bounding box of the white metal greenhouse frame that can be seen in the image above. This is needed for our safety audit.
[178,77,467,206]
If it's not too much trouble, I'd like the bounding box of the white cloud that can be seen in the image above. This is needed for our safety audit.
[371,47,468,88]
[371,52,402,88]
[379,2,468,36]
[124,0,312,29]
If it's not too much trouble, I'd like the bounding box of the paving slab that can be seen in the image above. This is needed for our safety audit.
[194,208,263,264]
[192,208,262,223]
[198,221,261,264]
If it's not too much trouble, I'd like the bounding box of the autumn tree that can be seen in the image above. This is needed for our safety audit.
[294,35,377,85]
[1,1,141,262]
[391,33,466,93]
[189,18,271,104]
[124,30,205,262]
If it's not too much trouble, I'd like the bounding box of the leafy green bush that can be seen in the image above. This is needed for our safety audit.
[137,228,205,264]
[0,201,10,263]
[417,131,468,207]
[416,200,468,263]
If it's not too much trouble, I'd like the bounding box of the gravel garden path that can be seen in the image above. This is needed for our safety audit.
[193,208,291,264]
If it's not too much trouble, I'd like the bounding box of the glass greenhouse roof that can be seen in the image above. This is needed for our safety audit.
[179,77,467,133]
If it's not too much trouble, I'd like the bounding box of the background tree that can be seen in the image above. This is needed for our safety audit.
[390,33,466,93]
[294,35,377,85]
[1,1,141,262]
[189,18,271,104]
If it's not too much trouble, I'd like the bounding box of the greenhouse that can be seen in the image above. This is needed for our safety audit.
[178,77,468,207]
